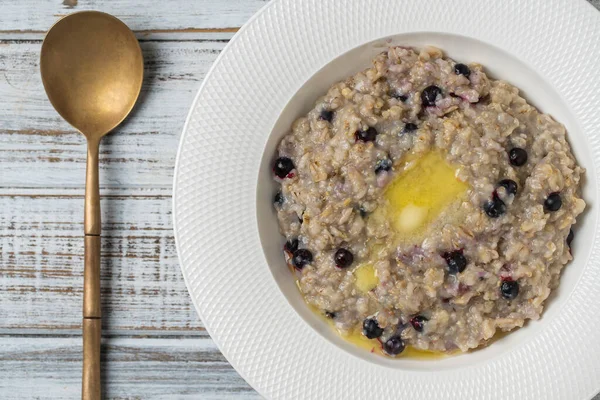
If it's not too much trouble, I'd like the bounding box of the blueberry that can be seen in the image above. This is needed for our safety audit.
[334,248,354,268]
[484,197,506,218]
[567,228,574,247]
[443,250,467,274]
[498,179,518,196]
[509,148,528,167]
[403,123,418,133]
[391,93,408,102]
[274,191,284,207]
[544,192,562,212]
[383,335,405,356]
[454,63,471,77]
[410,315,428,332]
[284,239,299,253]
[325,311,337,319]
[476,94,490,104]
[375,158,393,174]
[362,318,384,339]
[421,85,442,107]
[358,206,368,218]
[273,157,295,179]
[500,280,519,300]
[292,249,313,269]
[319,110,334,122]
[355,127,378,142]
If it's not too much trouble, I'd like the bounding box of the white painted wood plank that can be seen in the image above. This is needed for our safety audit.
[1,186,171,197]
[0,193,204,333]
[0,30,237,41]
[1,39,224,189]
[0,336,261,399]
[0,0,266,32]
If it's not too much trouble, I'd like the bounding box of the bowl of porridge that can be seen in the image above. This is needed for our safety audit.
[257,33,591,362]
[174,0,600,397]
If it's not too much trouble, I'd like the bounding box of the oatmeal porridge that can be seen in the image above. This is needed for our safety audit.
[272,46,585,356]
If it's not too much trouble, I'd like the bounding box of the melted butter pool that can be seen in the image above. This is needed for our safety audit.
[353,264,379,293]
[340,327,455,359]
[378,151,469,237]
[308,304,452,358]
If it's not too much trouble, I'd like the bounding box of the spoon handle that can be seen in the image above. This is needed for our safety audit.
[82,319,101,399]
[85,138,101,236]
[82,139,101,400]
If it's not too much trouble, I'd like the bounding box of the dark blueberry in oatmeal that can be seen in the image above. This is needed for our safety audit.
[509,148,528,167]
[355,126,378,142]
[325,311,336,319]
[410,315,428,332]
[498,179,518,196]
[403,122,418,133]
[484,197,506,218]
[500,280,519,300]
[383,335,405,356]
[567,228,574,247]
[334,248,354,268]
[284,238,299,253]
[319,110,334,122]
[443,250,467,274]
[358,206,368,218]
[476,94,490,104]
[454,63,471,77]
[421,85,442,107]
[362,318,384,339]
[292,249,312,269]
[274,191,284,207]
[273,157,295,179]
[375,158,393,174]
[391,93,408,102]
[544,192,562,212]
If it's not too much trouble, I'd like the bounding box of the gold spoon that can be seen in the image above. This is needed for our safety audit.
[40,11,143,400]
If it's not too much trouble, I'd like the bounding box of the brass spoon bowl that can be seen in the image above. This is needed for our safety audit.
[40,11,143,400]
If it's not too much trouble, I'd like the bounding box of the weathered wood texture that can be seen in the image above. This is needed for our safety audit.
[1,192,201,334]
[1,39,225,188]
[1,0,599,399]
[0,2,268,398]
[0,38,215,337]
[0,0,266,32]
[0,336,260,399]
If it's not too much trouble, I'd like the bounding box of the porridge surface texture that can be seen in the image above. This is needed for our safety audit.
[273,46,585,354]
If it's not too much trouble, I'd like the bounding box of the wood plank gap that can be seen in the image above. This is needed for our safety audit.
[0,194,172,199]
[0,331,207,339]
[0,27,239,34]
[0,30,237,42]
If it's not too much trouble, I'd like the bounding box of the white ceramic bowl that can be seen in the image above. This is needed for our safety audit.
[259,30,596,369]
[174,1,600,399]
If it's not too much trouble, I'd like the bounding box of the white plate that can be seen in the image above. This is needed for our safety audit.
[173,1,600,399]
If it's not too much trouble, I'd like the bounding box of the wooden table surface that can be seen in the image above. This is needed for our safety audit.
[1,1,599,399]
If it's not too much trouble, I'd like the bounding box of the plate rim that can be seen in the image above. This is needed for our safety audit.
[172,0,276,397]
[173,1,600,399]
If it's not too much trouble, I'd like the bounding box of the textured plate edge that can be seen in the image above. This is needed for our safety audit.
[171,1,280,398]
[171,0,600,398]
